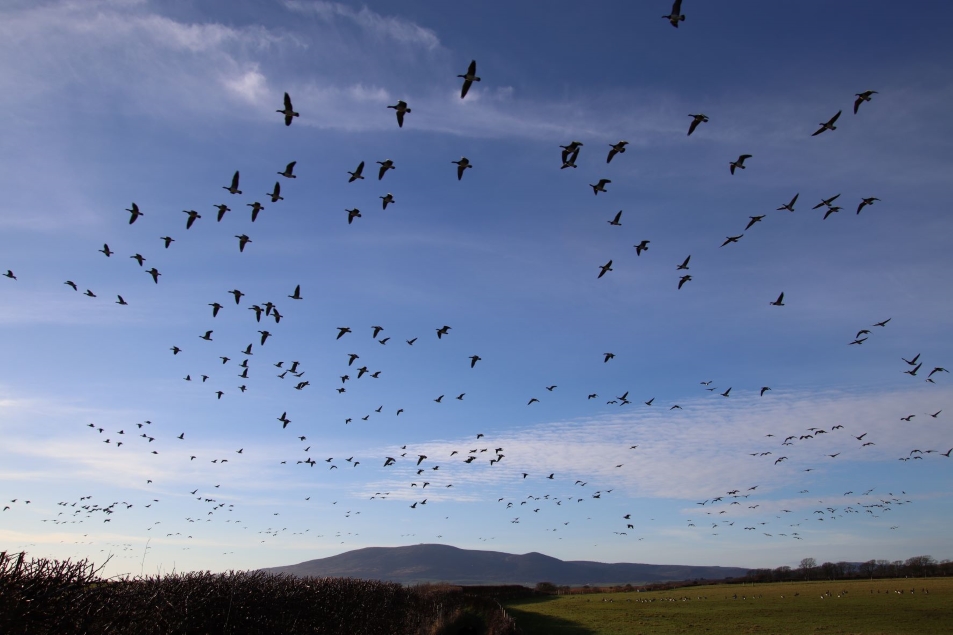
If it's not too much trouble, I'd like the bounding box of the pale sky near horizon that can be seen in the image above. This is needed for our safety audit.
[1,0,952,579]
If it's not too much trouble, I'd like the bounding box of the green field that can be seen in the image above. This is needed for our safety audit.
[504,578,953,635]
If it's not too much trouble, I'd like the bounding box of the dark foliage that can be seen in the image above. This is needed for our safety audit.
[0,552,519,635]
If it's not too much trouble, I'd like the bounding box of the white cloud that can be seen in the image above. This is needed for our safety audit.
[284,0,440,50]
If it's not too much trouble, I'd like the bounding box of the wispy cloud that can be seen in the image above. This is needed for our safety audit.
[283,0,440,50]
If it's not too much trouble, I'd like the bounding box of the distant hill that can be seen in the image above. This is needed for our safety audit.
[261,544,749,586]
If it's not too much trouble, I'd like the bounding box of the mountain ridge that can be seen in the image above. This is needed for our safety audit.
[260,544,749,586]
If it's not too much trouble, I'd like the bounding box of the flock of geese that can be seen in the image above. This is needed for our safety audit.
[2,2,949,569]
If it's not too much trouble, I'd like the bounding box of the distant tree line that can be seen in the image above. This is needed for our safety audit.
[742,556,952,583]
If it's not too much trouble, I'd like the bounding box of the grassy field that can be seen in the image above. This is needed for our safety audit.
[504,578,953,635]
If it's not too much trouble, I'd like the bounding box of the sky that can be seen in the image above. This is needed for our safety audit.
[1,0,952,579]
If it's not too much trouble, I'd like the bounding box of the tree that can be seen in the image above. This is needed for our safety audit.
[535,582,558,594]
[858,560,877,578]
[799,557,817,580]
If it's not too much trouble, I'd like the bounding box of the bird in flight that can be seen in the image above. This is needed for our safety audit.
[811,110,842,136]
[606,141,628,163]
[452,157,472,180]
[745,215,765,230]
[436,325,451,339]
[822,205,842,220]
[183,210,201,229]
[598,260,613,278]
[146,268,161,284]
[687,113,708,135]
[126,203,143,224]
[777,193,799,212]
[377,159,395,180]
[590,179,611,195]
[266,182,283,203]
[213,204,230,222]
[223,171,241,195]
[663,0,685,27]
[288,285,302,300]
[458,60,480,98]
[812,193,840,209]
[770,292,785,306]
[560,141,583,164]
[348,161,365,182]
[760,387,771,397]
[856,197,880,214]
[277,92,298,126]
[380,193,395,210]
[229,289,244,304]
[336,327,351,340]
[603,353,615,363]
[634,240,650,256]
[470,355,481,368]
[278,161,297,178]
[729,155,752,174]
[854,90,877,114]
[720,235,743,247]
[235,234,251,253]
[99,243,113,257]
[388,100,411,127]
[607,210,623,226]
[677,255,691,270]
[346,208,362,224]
[678,275,692,289]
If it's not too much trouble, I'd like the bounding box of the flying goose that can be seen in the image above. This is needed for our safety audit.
[277,92,298,126]
[458,60,480,98]
[678,274,692,289]
[598,260,613,278]
[99,244,113,257]
[278,161,297,178]
[235,234,251,253]
[812,193,840,209]
[856,197,880,214]
[608,210,622,226]
[606,141,628,163]
[590,179,611,195]
[452,157,472,180]
[247,202,264,222]
[663,0,685,27]
[267,182,283,203]
[854,90,877,114]
[377,160,395,180]
[380,193,395,209]
[348,161,365,182]
[634,240,650,256]
[223,171,241,195]
[687,113,708,135]
[126,203,143,224]
[777,193,799,212]
[770,292,785,306]
[560,141,583,164]
[811,110,842,136]
[677,255,691,270]
[346,208,361,224]
[214,204,230,221]
[387,100,411,127]
[183,210,201,229]
[729,155,752,174]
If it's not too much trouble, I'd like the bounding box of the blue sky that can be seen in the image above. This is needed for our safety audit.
[1,0,952,578]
